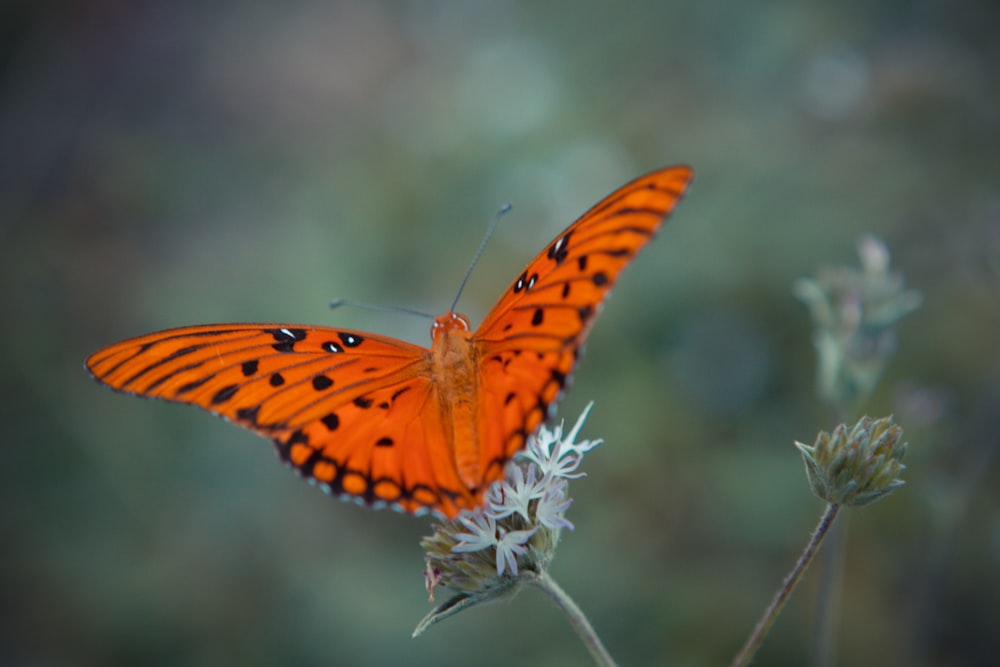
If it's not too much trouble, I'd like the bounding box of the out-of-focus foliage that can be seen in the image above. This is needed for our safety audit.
[1,1,997,666]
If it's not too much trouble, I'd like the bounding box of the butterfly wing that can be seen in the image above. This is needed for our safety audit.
[473,165,694,473]
[86,324,476,517]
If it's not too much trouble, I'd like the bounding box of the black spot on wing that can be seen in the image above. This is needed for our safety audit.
[286,429,309,445]
[375,436,394,447]
[270,328,307,353]
[354,396,373,409]
[321,413,340,431]
[269,372,285,387]
[236,406,260,424]
[514,271,539,294]
[275,428,309,460]
[241,360,259,376]
[514,270,529,294]
[338,332,363,347]
[312,375,334,391]
[175,375,212,395]
[548,232,572,265]
[211,384,239,405]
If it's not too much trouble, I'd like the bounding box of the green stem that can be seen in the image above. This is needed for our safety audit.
[811,406,847,667]
[730,502,842,667]
[527,571,618,667]
[812,516,845,667]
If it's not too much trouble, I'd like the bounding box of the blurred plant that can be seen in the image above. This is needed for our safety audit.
[794,235,923,413]
[730,416,909,667]
[415,403,618,667]
[732,236,918,667]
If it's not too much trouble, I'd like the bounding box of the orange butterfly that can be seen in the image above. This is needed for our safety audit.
[86,166,693,518]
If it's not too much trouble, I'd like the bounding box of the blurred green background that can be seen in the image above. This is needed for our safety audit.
[2,1,998,666]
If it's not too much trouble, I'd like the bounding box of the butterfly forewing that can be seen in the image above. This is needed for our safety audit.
[86,324,424,425]
[476,166,693,347]
[87,324,476,515]
[472,166,693,472]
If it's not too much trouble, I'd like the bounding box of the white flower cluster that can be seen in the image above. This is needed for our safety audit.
[450,403,602,576]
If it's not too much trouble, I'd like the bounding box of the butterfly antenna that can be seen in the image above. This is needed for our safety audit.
[329,298,435,320]
[450,202,512,312]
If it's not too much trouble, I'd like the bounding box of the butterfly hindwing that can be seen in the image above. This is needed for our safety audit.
[272,373,476,517]
[475,346,577,479]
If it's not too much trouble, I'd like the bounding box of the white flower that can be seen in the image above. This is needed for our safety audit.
[495,526,538,576]
[524,402,603,482]
[452,513,498,553]
[488,464,544,521]
[535,484,574,530]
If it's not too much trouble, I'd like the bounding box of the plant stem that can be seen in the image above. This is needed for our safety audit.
[730,502,842,667]
[527,570,619,667]
[812,516,845,667]
[812,406,847,667]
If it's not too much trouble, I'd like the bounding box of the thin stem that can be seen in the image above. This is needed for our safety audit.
[811,406,847,667]
[526,571,619,667]
[812,516,845,667]
[730,503,842,667]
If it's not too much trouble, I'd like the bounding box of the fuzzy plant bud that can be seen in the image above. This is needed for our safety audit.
[795,415,908,506]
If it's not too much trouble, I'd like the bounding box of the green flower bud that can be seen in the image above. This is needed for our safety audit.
[795,415,908,506]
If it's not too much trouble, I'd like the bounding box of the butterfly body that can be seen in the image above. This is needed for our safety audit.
[87,166,693,518]
[428,312,484,491]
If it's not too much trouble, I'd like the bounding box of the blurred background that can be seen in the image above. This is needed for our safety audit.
[2,1,998,665]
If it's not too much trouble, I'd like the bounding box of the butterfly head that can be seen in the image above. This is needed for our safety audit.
[432,311,472,337]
